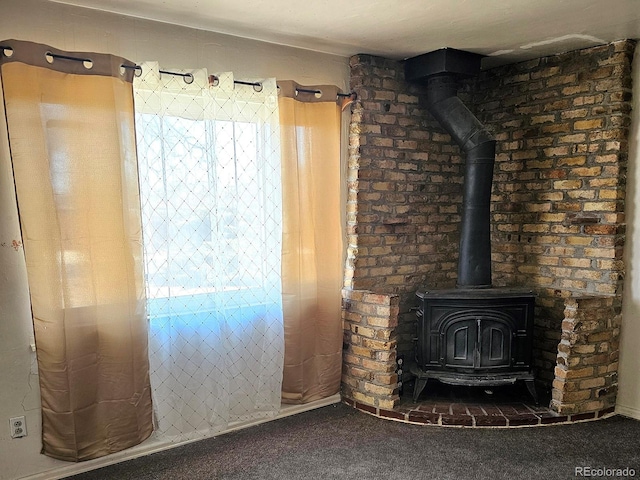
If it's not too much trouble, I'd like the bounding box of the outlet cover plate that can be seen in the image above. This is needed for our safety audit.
[9,416,27,438]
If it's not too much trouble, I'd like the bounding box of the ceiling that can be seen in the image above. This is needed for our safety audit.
[49,0,640,67]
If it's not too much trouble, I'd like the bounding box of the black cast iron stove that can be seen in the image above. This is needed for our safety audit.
[413,288,536,403]
[405,49,537,403]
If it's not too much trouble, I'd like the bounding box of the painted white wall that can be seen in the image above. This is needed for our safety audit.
[0,1,348,479]
[618,45,640,421]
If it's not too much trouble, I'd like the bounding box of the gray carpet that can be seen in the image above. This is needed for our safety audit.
[67,403,640,480]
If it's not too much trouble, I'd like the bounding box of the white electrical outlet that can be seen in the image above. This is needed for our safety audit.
[9,416,27,438]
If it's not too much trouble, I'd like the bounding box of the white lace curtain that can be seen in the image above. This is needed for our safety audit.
[133,63,284,441]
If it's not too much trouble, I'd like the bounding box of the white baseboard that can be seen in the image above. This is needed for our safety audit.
[616,404,640,421]
[20,394,341,480]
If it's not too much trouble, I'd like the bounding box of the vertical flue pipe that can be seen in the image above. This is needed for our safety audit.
[425,75,496,288]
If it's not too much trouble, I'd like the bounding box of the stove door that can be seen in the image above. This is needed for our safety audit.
[479,320,512,369]
[442,312,514,371]
[443,317,478,369]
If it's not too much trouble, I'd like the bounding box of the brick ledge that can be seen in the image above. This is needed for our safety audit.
[343,397,616,428]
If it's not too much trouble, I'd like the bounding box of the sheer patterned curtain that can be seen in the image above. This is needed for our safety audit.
[134,63,284,441]
[278,81,348,403]
[1,40,152,461]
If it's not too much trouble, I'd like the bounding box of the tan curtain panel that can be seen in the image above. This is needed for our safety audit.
[0,40,152,461]
[279,81,346,403]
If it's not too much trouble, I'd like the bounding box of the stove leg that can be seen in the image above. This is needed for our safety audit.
[413,377,428,402]
[524,379,539,405]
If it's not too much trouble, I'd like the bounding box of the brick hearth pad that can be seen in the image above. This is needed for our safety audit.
[344,381,616,427]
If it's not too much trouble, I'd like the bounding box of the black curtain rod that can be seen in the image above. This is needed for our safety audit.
[3,48,96,66]
[47,52,92,63]
[2,55,356,99]
[122,64,198,84]
[294,87,355,99]
[121,67,263,90]
[159,69,194,84]
[0,49,357,100]
[123,66,356,98]
[124,65,360,100]
[232,79,262,88]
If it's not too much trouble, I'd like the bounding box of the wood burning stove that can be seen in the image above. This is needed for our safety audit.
[413,288,537,403]
[405,48,538,403]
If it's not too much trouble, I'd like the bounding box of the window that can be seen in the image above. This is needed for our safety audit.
[137,116,273,304]
[134,73,282,320]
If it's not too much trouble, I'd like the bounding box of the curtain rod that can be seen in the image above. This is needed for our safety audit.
[1,45,94,67]
[209,74,356,100]
[125,66,357,101]
[295,86,356,99]
[1,50,357,102]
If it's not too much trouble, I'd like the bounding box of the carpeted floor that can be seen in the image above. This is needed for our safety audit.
[66,403,640,480]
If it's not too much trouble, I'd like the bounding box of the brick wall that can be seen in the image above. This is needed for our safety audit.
[341,289,399,409]
[345,55,463,364]
[469,41,634,392]
[552,296,621,414]
[471,42,633,294]
[342,40,635,413]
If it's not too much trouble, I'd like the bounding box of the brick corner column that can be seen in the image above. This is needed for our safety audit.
[551,296,620,414]
[341,288,400,409]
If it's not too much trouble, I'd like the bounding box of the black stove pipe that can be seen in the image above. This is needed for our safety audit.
[423,73,496,288]
[404,49,495,287]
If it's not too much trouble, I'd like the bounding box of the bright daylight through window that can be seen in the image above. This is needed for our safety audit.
[137,114,273,315]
